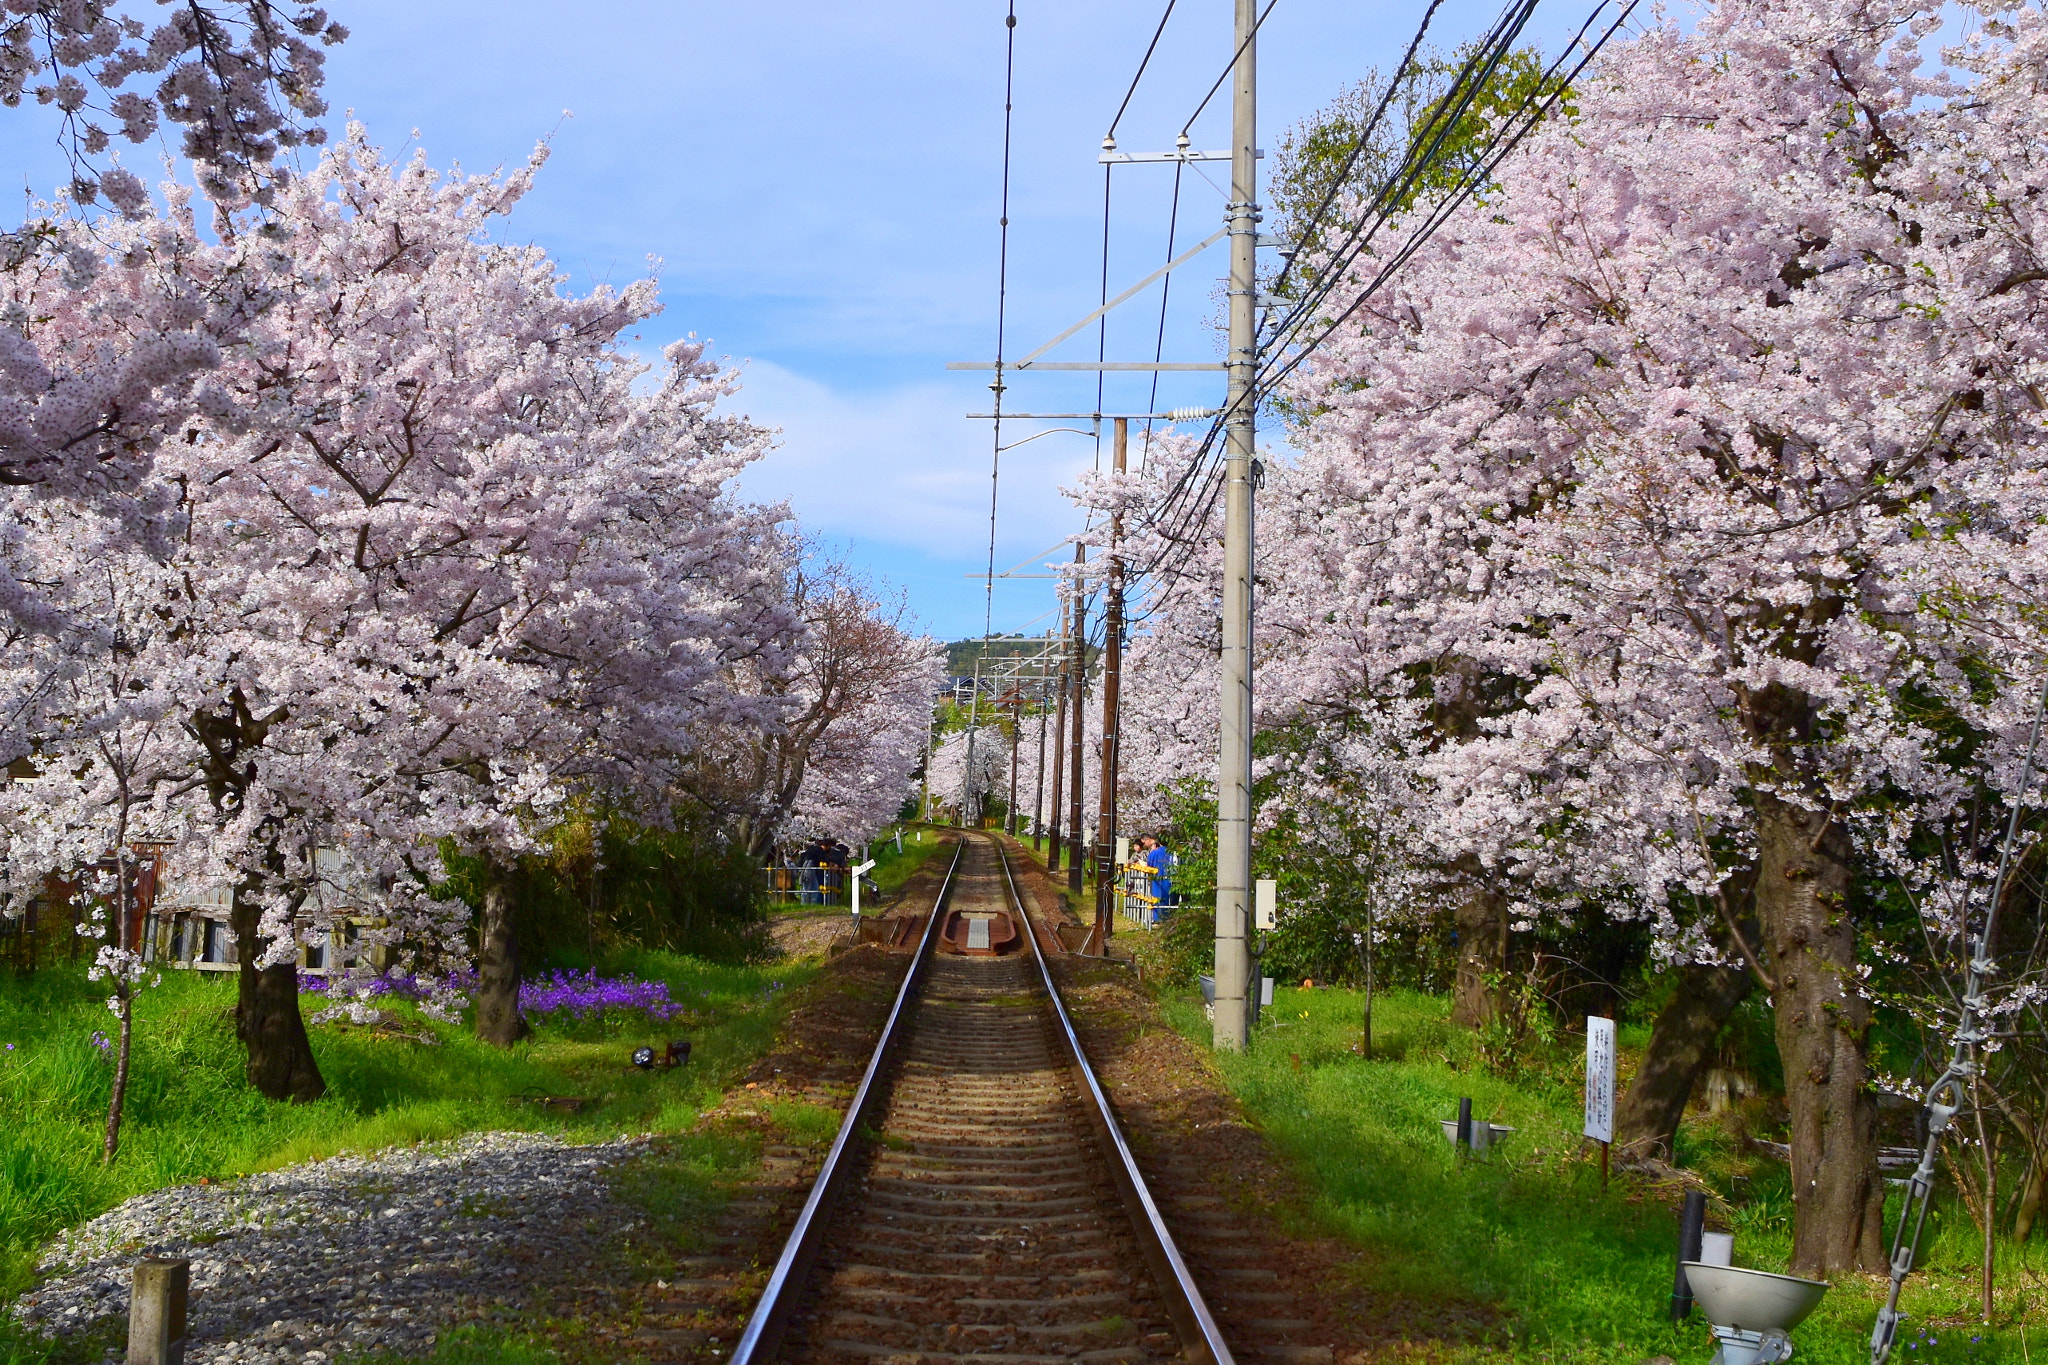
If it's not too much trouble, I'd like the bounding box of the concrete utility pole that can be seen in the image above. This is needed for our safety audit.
[1048,602,1069,868]
[1066,543,1088,897]
[1093,417,1128,948]
[1214,0,1259,1051]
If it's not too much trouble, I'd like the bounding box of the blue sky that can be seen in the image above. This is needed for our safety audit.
[13,1,1613,641]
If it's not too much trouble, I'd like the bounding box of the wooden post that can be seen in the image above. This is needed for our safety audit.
[1672,1188,1707,1322]
[1031,637,1051,851]
[1092,417,1127,950]
[129,1257,189,1365]
[1047,603,1070,871]
[1005,696,1022,836]
[1066,544,1088,897]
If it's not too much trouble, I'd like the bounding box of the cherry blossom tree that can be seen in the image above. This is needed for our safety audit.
[927,723,1008,827]
[0,3,345,622]
[3,125,833,1088]
[711,559,942,858]
[1266,0,2048,1274]
[3,1,345,207]
[0,519,213,1156]
[177,129,828,1054]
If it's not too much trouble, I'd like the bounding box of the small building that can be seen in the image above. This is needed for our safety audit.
[1,843,387,978]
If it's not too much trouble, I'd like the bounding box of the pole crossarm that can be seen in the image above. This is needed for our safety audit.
[949,361,1225,371]
[1097,148,1261,164]
[967,410,1216,420]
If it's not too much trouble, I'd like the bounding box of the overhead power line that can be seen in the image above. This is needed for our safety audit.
[1259,0,1642,395]
[1127,0,1645,616]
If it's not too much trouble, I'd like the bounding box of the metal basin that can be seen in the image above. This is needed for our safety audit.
[1438,1119,1515,1149]
[1679,1262,1829,1333]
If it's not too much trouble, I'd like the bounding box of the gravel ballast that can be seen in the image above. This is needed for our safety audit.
[16,1130,651,1363]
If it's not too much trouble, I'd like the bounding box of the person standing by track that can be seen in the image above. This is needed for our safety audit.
[1140,836,1176,925]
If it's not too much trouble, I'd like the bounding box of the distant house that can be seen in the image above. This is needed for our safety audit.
[143,846,390,976]
[1,841,387,978]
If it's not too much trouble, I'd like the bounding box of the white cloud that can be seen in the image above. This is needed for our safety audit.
[734,361,1104,564]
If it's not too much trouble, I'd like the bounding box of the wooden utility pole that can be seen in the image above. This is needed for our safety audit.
[1031,639,1051,851]
[1004,692,1022,835]
[1066,543,1088,897]
[1047,604,1069,868]
[1092,418,1128,948]
[962,646,986,826]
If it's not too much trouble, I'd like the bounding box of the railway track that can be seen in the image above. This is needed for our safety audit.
[730,833,1233,1365]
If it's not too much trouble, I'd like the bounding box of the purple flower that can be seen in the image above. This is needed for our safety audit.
[299,967,680,1025]
[302,968,479,1002]
[518,970,681,1024]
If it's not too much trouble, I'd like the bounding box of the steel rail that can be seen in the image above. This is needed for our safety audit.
[726,838,966,1365]
[993,837,1237,1365]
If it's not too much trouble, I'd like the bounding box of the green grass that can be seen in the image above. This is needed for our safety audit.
[345,1325,572,1365]
[866,823,948,897]
[1142,972,2043,1364]
[0,950,817,1304]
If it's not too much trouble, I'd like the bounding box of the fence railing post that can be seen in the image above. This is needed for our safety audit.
[130,1256,189,1365]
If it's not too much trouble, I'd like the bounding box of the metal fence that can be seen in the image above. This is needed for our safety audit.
[1114,858,1173,925]
[763,864,851,906]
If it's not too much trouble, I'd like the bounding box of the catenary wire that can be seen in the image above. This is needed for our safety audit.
[1133,0,1517,576]
[984,0,1020,642]
[1106,0,1181,143]
[1262,0,1607,358]
[1142,162,1188,453]
[1179,0,1282,138]
[1259,0,1545,355]
[1135,0,1609,596]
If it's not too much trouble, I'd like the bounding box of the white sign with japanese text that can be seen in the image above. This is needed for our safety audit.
[1584,1015,1616,1144]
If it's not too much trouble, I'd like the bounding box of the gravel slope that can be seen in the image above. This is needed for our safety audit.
[17,1130,649,1363]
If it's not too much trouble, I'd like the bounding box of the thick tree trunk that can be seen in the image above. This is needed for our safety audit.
[1614,922,1755,1159]
[2014,1133,2045,1243]
[1754,790,1883,1275]
[231,878,326,1104]
[475,856,529,1047]
[1450,858,1509,1028]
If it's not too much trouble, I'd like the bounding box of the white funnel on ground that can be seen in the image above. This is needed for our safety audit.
[1679,1262,1829,1365]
